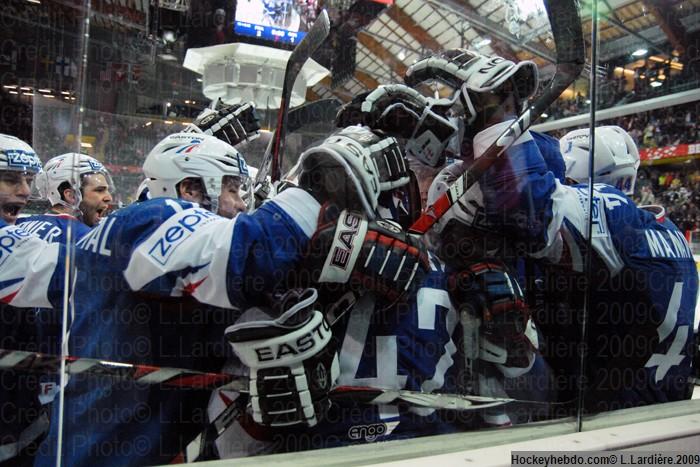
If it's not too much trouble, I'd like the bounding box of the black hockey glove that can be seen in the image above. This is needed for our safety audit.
[225,288,339,428]
[305,209,429,303]
[335,84,457,167]
[186,101,261,147]
[449,262,533,368]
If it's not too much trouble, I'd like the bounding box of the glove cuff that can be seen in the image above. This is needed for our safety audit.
[229,310,332,370]
[317,210,369,284]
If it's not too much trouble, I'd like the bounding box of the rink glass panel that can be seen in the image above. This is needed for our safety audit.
[2,0,699,465]
[0,0,89,464]
[582,0,700,425]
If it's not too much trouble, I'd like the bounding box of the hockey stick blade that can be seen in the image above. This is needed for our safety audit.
[0,348,513,409]
[267,9,330,183]
[408,0,585,235]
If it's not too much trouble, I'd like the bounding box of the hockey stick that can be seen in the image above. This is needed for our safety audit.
[408,0,585,235]
[0,348,513,409]
[256,9,331,185]
[1,348,568,462]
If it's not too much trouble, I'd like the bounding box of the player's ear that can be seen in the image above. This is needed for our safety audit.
[178,178,201,202]
[63,187,78,205]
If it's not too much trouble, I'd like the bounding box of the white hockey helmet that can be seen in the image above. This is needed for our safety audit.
[135,178,151,202]
[34,153,114,208]
[289,125,409,218]
[405,49,539,125]
[143,132,250,213]
[426,161,487,236]
[425,160,505,261]
[0,134,42,175]
[560,126,640,195]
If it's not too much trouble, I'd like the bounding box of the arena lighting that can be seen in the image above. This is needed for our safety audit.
[38,88,52,93]
[541,112,548,118]
[162,30,176,43]
[397,49,406,61]
[632,48,648,57]
[61,91,70,95]
[475,38,492,48]
[80,142,93,148]
[164,120,174,124]
[9,91,18,95]
[20,87,31,91]
[650,80,663,87]
[3,85,17,89]
[26,0,41,4]
[145,121,152,126]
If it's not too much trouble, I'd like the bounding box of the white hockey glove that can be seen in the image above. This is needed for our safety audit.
[185,101,261,147]
[225,288,339,428]
[335,84,458,167]
[305,208,429,303]
[405,49,538,125]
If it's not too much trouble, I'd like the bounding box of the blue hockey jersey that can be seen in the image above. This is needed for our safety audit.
[14,212,90,357]
[17,212,91,244]
[35,188,321,467]
[474,120,698,411]
[0,219,66,463]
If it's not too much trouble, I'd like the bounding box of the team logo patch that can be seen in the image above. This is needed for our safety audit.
[2,150,41,172]
[198,113,216,126]
[375,219,401,235]
[86,159,105,172]
[147,208,218,265]
[314,362,328,391]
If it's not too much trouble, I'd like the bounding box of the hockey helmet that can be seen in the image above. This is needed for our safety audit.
[0,133,42,176]
[143,132,250,214]
[34,153,114,209]
[560,126,640,195]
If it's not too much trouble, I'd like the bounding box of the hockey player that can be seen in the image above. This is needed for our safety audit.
[207,125,472,459]
[424,162,555,427]
[393,49,697,411]
[12,153,115,416]
[0,134,59,466]
[410,47,698,411]
[35,128,429,466]
[17,153,114,241]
